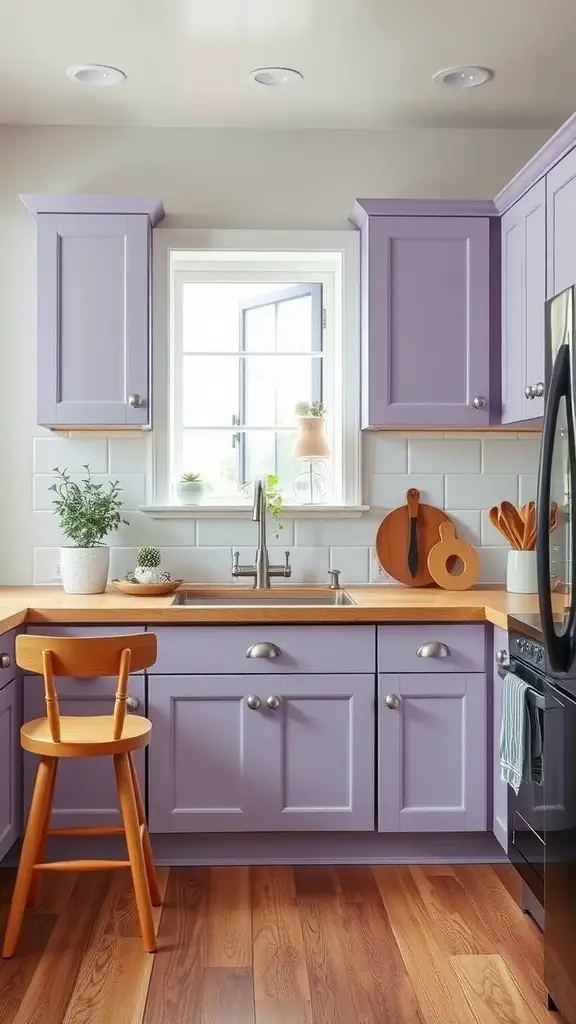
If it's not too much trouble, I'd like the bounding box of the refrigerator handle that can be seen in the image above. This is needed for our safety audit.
[537,343,575,674]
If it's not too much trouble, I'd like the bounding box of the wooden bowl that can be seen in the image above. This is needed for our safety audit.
[112,579,183,597]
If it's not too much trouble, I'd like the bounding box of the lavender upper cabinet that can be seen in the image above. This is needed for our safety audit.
[22,675,145,827]
[378,672,487,832]
[493,627,509,851]
[148,673,375,833]
[501,180,546,422]
[352,203,492,427]
[0,680,22,862]
[547,147,576,298]
[21,195,165,429]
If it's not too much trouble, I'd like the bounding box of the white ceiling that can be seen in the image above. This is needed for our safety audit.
[1,0,575,129]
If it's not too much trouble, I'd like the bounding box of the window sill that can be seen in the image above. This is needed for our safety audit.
[139,504,370,519]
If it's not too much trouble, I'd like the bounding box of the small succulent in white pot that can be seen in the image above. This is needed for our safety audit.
[176,471,204,506]
[50,465,128,595]
[135,546,169,584]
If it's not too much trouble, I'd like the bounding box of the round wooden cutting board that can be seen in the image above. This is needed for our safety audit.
[375,493,454,587]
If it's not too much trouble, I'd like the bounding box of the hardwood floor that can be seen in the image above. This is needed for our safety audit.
[0,864,554,1023]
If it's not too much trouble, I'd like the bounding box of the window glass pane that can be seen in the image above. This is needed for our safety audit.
[244,355,320,427]
[243,304,275,352]
[277,294,315,352]
[182,356,238,427]
[182,282,281,352]
[181,430,241,498]
[243,431,298,495]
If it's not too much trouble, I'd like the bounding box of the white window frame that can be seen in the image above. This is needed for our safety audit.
[145,228,364,517]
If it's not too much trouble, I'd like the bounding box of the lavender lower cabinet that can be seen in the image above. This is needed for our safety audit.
[22,675,145,827]
[0,680,22,861]
[493,627,509,851]
[148,674,375,833]
[378,673,487,832]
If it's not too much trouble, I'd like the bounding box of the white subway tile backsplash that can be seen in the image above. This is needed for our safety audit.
[108,437,149,475]
[33,437,108,474]
[482,437,541,473]
[294,517,380,547]
[478,546,510,583]
[330,547,370,584]
[362,433,407,474]
[198,517,294,547]
[160,547,232,583]
[445,474,517,510]
[409,439,481,474]
[33,547,62,585]
[480,510,509,547]
[370,474,445,509]
[33,473,146,512]
[519,475,538,503]
[445,511,481,546]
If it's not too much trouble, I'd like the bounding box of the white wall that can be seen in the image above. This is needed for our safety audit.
[0,125,549,585]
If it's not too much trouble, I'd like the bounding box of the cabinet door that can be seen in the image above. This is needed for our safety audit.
[378,673,487,832]
[363,216,490,427]
[148,676,263,832]
[0,681,22,861]
[547,147,576,298]
[501,180,546,423]
[37,213,150,427]
[23,676,145,827]
[493,627,509,851]
[259,674,375,831]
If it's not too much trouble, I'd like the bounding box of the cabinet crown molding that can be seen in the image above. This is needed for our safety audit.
[350,198,498,226]
[20,194,165,225]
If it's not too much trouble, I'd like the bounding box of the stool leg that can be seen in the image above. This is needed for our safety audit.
[114,753,156,953]
[3,757,55,958]
[128,753,162,907]
[27,757,58,907]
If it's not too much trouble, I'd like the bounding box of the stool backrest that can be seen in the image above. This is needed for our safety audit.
[16,633,157,743]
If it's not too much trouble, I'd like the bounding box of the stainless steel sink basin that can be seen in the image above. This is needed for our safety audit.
[172,590,355,607]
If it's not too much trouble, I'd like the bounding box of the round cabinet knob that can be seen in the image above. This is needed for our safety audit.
[267,695,282,711]
[416,641,451,659]
[525,385,535,399]
[385,694,400,710]
[533,382,545,398]
[495,649,508,666]
[246,695,262,710]
[126,696,140,712]
[245,642,282,659]
[472,397,487,410]
[0,654,11,670]
[128,394,144,408]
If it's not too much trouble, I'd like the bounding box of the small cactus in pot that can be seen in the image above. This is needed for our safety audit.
[134,546,169,584]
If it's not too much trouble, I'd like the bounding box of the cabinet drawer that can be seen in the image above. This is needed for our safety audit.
[378,625,485,673]
[27,625,146,673]
[0,631,16,691]
[152,625,375,675]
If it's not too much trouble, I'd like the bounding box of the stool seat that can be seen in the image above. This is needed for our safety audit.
[21,714,152,758]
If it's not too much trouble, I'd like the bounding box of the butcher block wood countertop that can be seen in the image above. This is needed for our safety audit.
[0,585,549,635]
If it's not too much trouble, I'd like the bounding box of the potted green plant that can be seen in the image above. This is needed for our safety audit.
[176,471,204,506]
[135,546,167,584]
[50,465,128,594]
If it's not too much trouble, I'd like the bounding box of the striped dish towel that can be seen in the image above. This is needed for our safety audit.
[500,671,543,795]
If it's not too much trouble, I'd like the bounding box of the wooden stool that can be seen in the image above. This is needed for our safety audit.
[2,632,161,958]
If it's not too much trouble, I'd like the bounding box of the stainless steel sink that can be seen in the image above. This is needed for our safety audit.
[172,590,355,607]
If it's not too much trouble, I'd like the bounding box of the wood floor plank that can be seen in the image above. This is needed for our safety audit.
[207,866,251,968]
[410,865,495,954]
[201,967,255,1023]
[11,871,115,1024]
[451,953,548,1024]
[0,869,60,1023]
[143,868,209,1024]
[254,1002,313,1024]
[492,864,523,907]
[374,866,481,1024]
[252,868,311,1009]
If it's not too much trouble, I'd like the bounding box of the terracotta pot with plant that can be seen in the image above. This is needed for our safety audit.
[50,465,128,594]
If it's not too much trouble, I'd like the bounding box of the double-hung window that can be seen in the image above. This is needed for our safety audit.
[153,231,360,509]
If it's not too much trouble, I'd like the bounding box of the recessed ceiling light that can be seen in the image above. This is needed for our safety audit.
[250,67,303,87]
[432,66,493,89]
[66,64,127,87]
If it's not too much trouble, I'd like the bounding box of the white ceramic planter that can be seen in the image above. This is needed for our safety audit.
[134,567,170,584]
[59,546,110,595]
[507,550,538,594]
[176,480,204,505]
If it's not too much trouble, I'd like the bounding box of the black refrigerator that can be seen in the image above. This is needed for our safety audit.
[537,284,576,1019]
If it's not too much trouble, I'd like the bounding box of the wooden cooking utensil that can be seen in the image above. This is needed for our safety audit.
[522,501,535,550]
[375,492,454,587]
[489,505,515,546]
[427,522,480,591]
[500,500,525,549]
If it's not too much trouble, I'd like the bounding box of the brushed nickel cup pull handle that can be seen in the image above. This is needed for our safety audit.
[385,694,400,710]
[246,695,262,710]
[245,642,282,659]
[126,696,140,712]
[417,641,451,659]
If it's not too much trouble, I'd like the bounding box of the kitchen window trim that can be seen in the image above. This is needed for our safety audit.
[145,227,362,516]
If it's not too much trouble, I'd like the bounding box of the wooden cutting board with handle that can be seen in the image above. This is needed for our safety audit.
[375,489,454,587]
